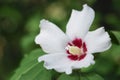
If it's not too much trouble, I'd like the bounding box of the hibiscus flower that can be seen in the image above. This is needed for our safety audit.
[35,4,111,74]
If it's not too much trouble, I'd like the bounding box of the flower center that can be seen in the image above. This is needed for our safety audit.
[68,46,81,55]
[66,38,87,61]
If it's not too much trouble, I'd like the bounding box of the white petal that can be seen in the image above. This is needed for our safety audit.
[35,19,69,53]
[66,4,95,39]
[38,52,73,74]
[38,52,95,74]
[72,54,95,69]
[84,27,112,54]
[38,52,94,75]
[55,66,72,75]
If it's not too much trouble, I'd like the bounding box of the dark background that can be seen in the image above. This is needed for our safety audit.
[0,0,120,80]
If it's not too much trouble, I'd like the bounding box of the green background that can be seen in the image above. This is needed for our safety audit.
[0,0,120,80]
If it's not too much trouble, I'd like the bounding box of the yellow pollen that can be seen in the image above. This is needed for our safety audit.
[69,46,81,55]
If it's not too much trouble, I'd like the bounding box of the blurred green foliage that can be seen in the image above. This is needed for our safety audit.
[10,49,53,80]
[0,0,120,80]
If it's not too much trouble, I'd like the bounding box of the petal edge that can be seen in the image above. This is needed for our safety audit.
[84,27,112,54]
[35,19,69,53]
[66,4,95,39]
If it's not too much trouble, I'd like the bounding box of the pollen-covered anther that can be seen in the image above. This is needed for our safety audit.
[68,46,82,55]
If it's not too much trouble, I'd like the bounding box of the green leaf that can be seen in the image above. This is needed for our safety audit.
[101,43,120,64]
[93,56,114,75]
[81,65,94,73]
[58,72,104,80]
[112,31,120,44]
[80,73,104,80]
[86,73,104,80]
[58,73,79,80]
[10,49,53,80]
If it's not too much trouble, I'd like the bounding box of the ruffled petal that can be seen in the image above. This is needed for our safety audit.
[84,27,112,54]
[72,54,95,69]
[38,52,94,74]
[38,52,73,74]
[35,19,69,53]
[66,4,95,39]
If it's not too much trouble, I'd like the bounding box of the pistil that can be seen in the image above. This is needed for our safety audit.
[68,46,81,55]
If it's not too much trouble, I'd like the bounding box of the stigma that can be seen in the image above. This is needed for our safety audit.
[67,46,82,55]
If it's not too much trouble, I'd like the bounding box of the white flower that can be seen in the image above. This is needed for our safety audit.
[35,4,112,75]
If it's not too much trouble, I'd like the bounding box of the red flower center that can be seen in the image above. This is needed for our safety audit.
[66,38,87,61]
